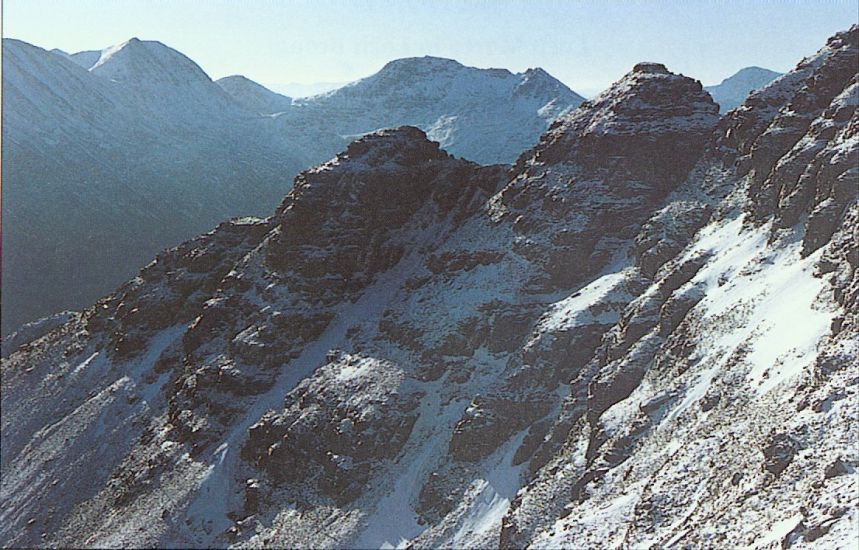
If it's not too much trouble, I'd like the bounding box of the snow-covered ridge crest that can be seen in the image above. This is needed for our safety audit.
[90,37,142,71]
[376,55,469,74]
[51,47,101,69]
[87,37,241,116]
[500,26,858,549]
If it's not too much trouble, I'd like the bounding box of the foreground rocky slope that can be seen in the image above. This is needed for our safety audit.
[2,27,857,549]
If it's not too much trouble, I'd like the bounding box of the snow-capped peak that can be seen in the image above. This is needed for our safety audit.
[87,37,242,118]
[286,55,585,164]
[377,55,467,74]
[515,67,573,98]
[90,37,214,86]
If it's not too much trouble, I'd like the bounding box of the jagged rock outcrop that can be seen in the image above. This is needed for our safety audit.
[2,27,857,550]
[242,353,421,505]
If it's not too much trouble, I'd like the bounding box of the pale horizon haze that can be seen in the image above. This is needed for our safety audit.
[3,0,858,97]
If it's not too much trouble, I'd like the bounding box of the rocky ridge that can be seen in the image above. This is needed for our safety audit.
[1,27,857,549]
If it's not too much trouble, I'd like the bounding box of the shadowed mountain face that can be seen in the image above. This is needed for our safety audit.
[2,39,583,335]
[2,26,856,549]
[705,66,782,112]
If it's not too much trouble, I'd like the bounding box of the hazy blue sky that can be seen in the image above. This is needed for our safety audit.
[4,0,858,96]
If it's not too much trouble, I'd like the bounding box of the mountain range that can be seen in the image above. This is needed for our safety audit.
[1,25,856,549]
[1,38,584,336]
[268,56,585,164]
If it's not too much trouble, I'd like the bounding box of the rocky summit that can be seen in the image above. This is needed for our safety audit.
[1,26,858,549]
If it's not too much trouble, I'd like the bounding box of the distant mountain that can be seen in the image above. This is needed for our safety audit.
[216,75,293,114]
[223,58,586,164]
[90,38,246,118]
[3,39,584,334]
[51,47,101,69]
[705,66,782,111]
[278,56,586,163]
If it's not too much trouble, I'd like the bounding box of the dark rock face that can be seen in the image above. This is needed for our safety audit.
[268,127,502,296]
[416,66,721,486]
[448,395,551,463]
[633,62,671,74]
[634,201,714,279]
[485,308,540,354]
[521,64,718,181]
[85,217,273,362]
[152,127,505,457]
[729,26,858,259]
[242,354,419,505]
[762,433,799,476]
